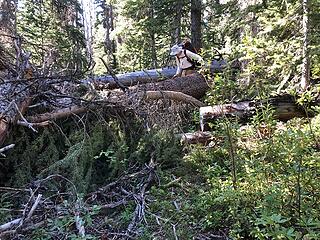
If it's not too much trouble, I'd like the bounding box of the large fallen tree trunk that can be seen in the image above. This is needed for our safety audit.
[0,71,208,146]
[88,61,228,90]
[27,90,205,123]
[140,73,209,99]
[89,67,177,89]
[199,95,308,131]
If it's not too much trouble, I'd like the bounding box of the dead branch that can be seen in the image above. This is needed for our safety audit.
[26,105,88,123]
[143,91,205,107]
[126,160,156,235]
[0,144,15,154]
[177,131,214,145]
[100,57,128,92]
[0,194,42,233]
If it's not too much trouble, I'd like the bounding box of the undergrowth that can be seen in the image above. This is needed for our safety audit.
[1,104,320,239]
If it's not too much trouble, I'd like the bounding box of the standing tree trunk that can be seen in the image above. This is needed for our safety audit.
[150,33,158,69]
[149,0,158,69]
[301,0,310,91]
[172,0,182,44]
[191,0,202,51]
[103,3,117,69]
[109,5,117,69]
[0,0,16,55]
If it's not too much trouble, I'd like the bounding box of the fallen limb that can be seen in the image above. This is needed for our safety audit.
[177,131,214,144]
[26,105,88,123]
[0,144,15,154]
[143,91,205,107]
[17,120,51,128]
[0,194,42,233]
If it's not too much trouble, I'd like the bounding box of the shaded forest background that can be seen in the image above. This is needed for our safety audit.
[0,0,320,239]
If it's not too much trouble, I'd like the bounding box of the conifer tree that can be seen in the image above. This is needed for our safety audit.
[17,0,87,74]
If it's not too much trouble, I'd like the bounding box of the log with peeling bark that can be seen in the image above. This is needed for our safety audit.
[200,95,308,131]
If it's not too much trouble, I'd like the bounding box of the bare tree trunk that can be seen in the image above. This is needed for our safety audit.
[0,0,16,59]
[172,0,182,44]
[110,5,117,69]
[301,0,310,91]
[91,67,177,89]
[103,3,117,69]
[149,0,158,69]
[191,0,202,51]
[150,33,158,69]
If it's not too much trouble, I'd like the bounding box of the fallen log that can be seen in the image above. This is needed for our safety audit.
[199,95,308,131]
[0,144,15,156]
[177,131,214,145]
[141,73,209,99]
[26,90,205,123]
[144,91,205,107]
[88,67,177,89]
[88,61,227,90]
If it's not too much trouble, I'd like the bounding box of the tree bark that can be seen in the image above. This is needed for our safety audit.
[172,0,182,44]
[26,90,205,124]
[90,61,228,90]
[90,67,177,89]
[149,0,158,69]
[141,73,208,99]
[191,0,202,51]
[199,95,308,131]
[103,3,117,69]
[0,0,16,72]
[178,131,213,144]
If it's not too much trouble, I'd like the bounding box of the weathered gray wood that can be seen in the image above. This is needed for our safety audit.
[178,131,213,144]
[0,81,32,145]
[199,95,307,131]
[89,67,177,89]
[87,61,230,89]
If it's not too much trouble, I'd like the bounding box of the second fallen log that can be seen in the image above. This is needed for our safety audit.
[200,95,307,131]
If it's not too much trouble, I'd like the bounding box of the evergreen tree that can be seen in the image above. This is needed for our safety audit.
[17,0,88,74]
